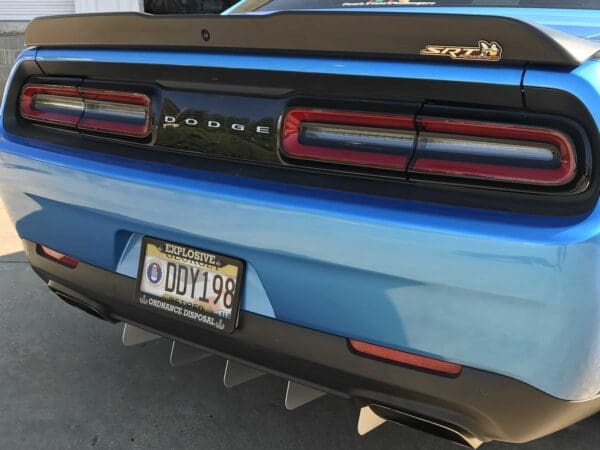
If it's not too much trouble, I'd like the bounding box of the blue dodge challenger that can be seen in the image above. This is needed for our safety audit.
[1,0,599,446]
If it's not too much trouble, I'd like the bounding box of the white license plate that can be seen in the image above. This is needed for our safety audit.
[135,237,244,333]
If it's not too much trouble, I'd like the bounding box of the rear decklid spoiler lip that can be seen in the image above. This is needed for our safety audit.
[24,11,600,67]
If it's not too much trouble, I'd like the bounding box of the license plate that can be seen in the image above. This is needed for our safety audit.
[135,237,245,333]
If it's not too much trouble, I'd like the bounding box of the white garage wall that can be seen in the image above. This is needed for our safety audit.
[0,0,142,21]
[74,0,143,13]
[0,0,74,21]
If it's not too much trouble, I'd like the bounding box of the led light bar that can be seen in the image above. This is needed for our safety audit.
[282,108,415,170]
[20,84,151,138]
[349,339,462,377]
[78,91,150,137]
[411,118,576,186]
[20,85,82,126]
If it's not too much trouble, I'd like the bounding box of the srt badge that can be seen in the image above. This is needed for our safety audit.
[420,40,503,62]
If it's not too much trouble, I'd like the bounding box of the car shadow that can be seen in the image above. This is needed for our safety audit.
[0,250,28,263]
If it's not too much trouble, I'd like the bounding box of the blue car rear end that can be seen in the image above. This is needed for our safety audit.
[1,1,600,446]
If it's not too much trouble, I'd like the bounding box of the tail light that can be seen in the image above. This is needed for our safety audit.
[282,108,415,170]
[20,84,151,138]
[20,85,83,126]
[281,108,578,189]
[349,339,462,377]
[411,118,576,186]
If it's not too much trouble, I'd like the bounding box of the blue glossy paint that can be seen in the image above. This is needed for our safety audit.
[1,43,600,402]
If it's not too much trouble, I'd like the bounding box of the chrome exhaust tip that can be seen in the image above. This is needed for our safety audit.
[359,405,485,449]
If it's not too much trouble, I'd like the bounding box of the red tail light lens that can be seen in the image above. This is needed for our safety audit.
[37,245,79,269]
[20,84,151,138]
[282,108,415,170]
[20,85,83,127]
[411,118,576,186]
[282,109,578,189]
[349,339,462,377]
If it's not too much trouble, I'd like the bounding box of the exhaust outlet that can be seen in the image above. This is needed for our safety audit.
[48,281,115,322]
[363,405,484,449]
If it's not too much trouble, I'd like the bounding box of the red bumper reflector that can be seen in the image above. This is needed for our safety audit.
[37,245,79,269]
[411,118,576,186]
[20,84,151,138]
[349,339,462,377]
[282,108,415,170]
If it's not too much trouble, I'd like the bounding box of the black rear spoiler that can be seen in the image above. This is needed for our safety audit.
[25,11,600,67]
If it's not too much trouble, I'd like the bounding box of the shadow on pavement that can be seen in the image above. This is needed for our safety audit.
[0,250,27,263]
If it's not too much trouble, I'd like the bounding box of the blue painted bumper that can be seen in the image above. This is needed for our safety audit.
[1,51,599,402]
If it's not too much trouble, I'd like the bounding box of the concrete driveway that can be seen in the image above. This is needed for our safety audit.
[0,198,598,450]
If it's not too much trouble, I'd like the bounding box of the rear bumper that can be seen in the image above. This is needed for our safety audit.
[24,239,600,444]
[2,133,600,402]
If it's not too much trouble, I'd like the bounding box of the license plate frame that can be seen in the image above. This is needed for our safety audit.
[135,236,245,333]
